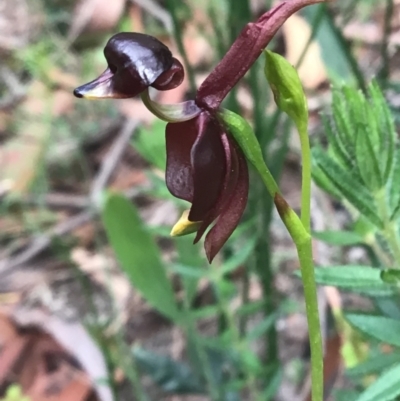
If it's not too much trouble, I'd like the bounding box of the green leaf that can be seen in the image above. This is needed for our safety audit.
[312,266,396,296]
[346,314,400,347]
[389,150,400,221]
[347,352,400,379]
[312,156,342,198]
[245,313,277,342]
[102,193,180,320]
[174,236,205,305]
[355,128,383,192]
[322,114,353,170]
[132,120,167,170]
[354,363,400,401]
[263,50,308,131]
[133,347,203,394]
[313,148,383,228]
[368,80,395,182]
[218,236,257,277]
[313,230,364,246]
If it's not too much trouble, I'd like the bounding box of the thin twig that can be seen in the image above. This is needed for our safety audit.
[379,0,394,86]
[0,66,27,110]
[90,118,139,208]
[0,211,94,272]
[130,0,173,33]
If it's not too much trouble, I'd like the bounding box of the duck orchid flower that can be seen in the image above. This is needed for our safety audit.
[74,0,323,261]
[74,32,249,262]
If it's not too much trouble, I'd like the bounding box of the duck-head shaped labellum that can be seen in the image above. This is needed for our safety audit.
[73,32,184,99]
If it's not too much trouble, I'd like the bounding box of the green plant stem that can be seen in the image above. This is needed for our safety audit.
[276,202,323,401]
[297,121,312,233]
[256,134,322,401]
[297,236,323,401]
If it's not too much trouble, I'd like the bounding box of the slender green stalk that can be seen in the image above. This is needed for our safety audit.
[275,194,323,401]
[253,120,322,400]
[297,121,312,233]
[297,237,323,401]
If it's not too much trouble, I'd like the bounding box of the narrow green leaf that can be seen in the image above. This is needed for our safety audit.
[132,120,167,170]
[322,114,353,170]
[245,313,277,342]
[355,128,383,192]
[259,367,283,401]
[346,314,400,347]
[312,156,342,198]
[331,89,357,152]
[312,266,396,296]
[368,80,395,181]
[218,236,257,277]
[313,148,383,228]
[347,352,400,379]
[102,193,180,319]
[313,230,364,246]
[355,363,400,401]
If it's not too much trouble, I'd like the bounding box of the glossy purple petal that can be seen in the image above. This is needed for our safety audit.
[74,32,183,99]
[204,145,249,262]
[195,1,317,111]
[193,135,238,243]
[188,112,226,222]
[165,119,198,202]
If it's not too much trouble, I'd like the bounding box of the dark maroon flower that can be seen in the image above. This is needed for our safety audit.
[73,0,323,261]
[166,111,249,262]
[74,31,250,262]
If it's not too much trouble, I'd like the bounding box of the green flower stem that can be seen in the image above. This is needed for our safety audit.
[140,89,201,123]
[274,194,323,401]
[297,120,312,233]
[220,108,322,400]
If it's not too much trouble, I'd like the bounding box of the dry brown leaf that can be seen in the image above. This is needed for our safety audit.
[282,14,327,89]
[11,306,113,401]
